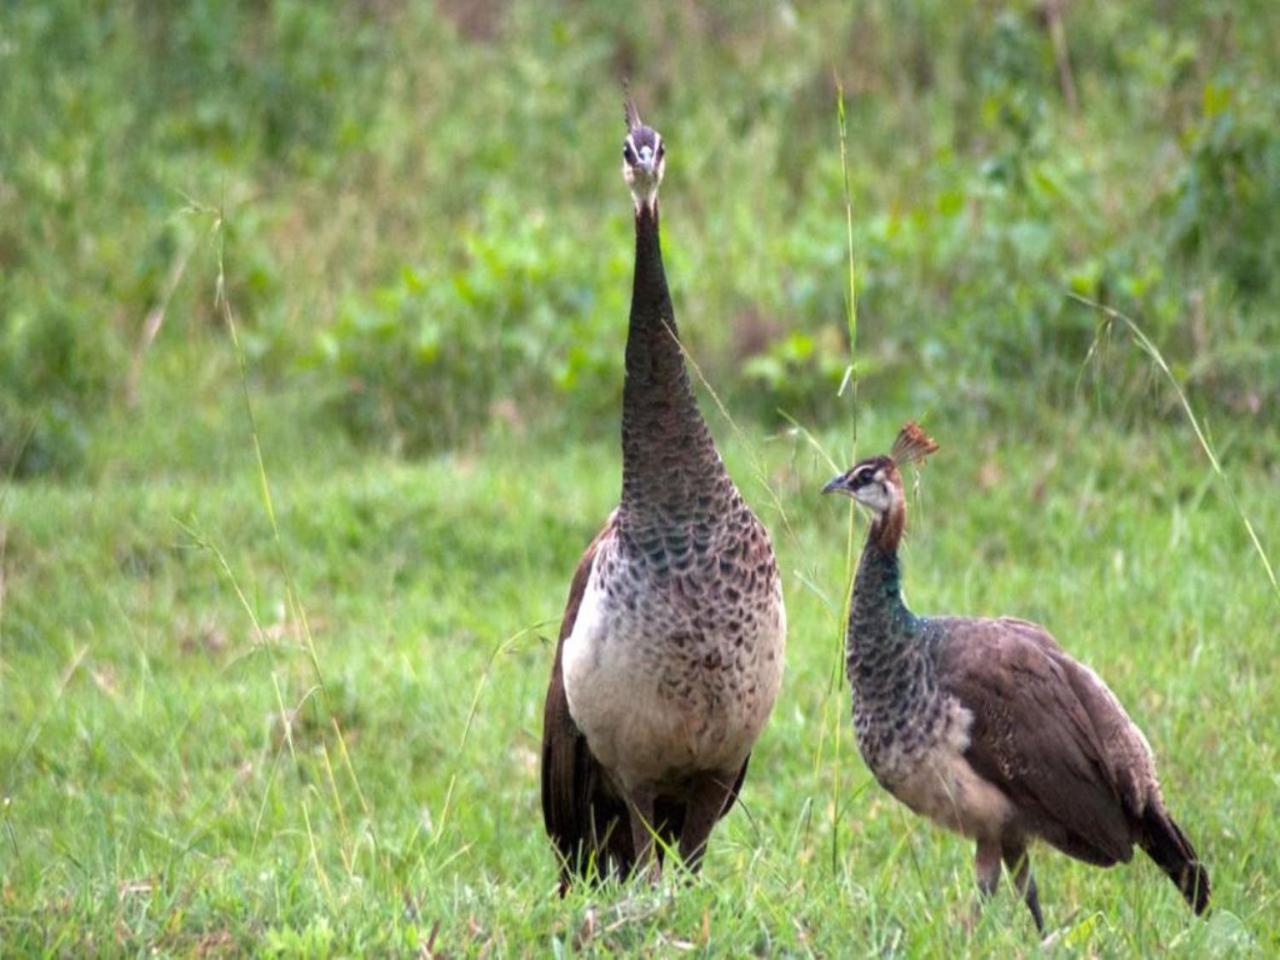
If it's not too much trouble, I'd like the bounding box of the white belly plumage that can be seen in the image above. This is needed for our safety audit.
[870,698,1015,840]
[562,557,785,795]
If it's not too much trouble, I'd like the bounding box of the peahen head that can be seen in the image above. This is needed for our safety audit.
[622,97,665,215]
[822,422,939,518]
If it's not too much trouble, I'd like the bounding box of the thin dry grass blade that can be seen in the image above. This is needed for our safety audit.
[1072,293,1279,608]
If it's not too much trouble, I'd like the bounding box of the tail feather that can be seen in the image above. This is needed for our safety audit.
[550,733,684,892]
[550,732,646,892]
[550,751,750,890]
[1140,806,1210,915]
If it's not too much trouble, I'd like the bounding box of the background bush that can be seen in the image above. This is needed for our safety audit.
[1,0,1277,472]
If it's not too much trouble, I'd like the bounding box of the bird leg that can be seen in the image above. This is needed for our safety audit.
[627,786,661,884]
[1002,839,1045,934]
[677,771,736,875]
[969,837,1003,929]
[975,837,1002,899]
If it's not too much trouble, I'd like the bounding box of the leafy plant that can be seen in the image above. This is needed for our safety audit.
[316,195,631,453]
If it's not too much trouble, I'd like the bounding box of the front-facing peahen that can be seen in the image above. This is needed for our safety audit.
[539,98,786,890]
[823,422,1209,932]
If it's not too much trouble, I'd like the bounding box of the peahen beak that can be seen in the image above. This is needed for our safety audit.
[822,474,850,495]
[636,145,656,175]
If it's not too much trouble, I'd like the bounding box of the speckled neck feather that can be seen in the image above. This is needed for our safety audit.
[846,486,948,776]
[619,204,731,527]
[843,422,939,708]
[849,510,917,652]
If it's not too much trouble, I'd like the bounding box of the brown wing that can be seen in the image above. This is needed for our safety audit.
[540,517,635,889]
[934,616,1141,866]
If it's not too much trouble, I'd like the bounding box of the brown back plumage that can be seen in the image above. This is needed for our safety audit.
[934,615,1210,915]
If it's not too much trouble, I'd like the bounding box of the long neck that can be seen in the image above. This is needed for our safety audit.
[619,204,726,522]
[848,504,916,651]
[847,503,941,742]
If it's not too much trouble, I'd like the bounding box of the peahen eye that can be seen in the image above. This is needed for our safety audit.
[623,144,636,164]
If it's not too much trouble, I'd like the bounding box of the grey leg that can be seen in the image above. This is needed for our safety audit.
[968,837,1003,929]
[677,772,736,874]
[975,837,1002,900]
[1002,839,1045,934]
[627,787,660,883]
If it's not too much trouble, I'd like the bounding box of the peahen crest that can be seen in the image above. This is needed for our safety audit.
[624,83,642,130]
[889,421,939,467]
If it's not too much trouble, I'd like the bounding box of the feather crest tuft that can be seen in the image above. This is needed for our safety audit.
[623,84,641,130]
[890,421,939,467]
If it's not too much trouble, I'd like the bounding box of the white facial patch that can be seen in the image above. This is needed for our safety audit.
[853,468,896,513]
[622,132,665,214]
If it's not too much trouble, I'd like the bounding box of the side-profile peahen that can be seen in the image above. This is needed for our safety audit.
[823,422,1209,931]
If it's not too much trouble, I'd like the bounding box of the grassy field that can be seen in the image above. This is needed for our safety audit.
[2,385,1277,955]
[4,1,1280,955]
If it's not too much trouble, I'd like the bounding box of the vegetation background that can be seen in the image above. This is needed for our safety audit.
[2,0,1277,954]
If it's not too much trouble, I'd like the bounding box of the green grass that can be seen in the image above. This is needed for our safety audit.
[4,3,1279,954]
[2,395,1276,955]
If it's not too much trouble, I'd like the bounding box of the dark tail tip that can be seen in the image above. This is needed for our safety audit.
[1184,861,1212,916]
[1141,807,1211,915]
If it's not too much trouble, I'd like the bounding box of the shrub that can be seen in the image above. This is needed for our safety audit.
[316,195,631,453]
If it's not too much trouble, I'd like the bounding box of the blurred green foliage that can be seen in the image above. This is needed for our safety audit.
[1,0,1278,473]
